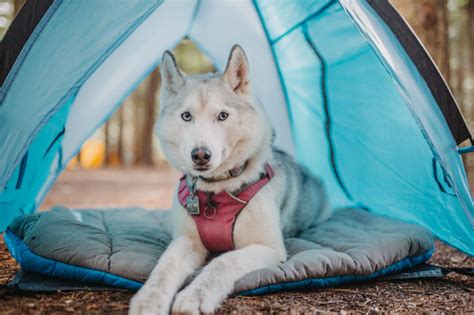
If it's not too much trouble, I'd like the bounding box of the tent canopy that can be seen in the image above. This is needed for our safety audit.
[0,0,473,255]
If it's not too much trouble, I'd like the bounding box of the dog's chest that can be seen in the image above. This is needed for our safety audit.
[177,165,274,253]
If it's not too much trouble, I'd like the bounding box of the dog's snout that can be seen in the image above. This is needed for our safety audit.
[191,147,212,165]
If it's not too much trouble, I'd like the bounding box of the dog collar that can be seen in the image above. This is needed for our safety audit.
[197,161,248,183]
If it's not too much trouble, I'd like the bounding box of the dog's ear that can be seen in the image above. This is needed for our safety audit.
[161,51,185,95]
[223,45,250,94]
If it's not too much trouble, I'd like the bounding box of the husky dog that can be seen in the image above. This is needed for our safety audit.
[129,45,330,315]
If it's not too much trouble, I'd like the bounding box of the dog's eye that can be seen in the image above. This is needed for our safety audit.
[181,111,192,122]
[217,111,229,121]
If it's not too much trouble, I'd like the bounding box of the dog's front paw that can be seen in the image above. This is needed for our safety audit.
[129,287,170,315]
[172,286,220,315]
[171,287,201,315]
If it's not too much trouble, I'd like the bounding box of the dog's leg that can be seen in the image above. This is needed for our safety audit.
[172,244,281,314]
[129,236,207,315]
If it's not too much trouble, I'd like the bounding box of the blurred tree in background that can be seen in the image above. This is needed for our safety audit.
[0,0,15,38]
[392,0,451,79]
[0,0,472,171]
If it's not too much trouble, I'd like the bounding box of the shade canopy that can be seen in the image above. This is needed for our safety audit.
[0,0,472,254]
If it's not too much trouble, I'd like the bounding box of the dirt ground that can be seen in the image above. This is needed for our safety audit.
[1,167,473,314]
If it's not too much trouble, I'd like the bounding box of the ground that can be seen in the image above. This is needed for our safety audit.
[0,167,473,314]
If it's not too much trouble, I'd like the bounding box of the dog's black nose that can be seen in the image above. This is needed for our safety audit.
[191,147,212,165]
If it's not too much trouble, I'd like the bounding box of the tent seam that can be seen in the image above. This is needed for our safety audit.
[252,0,298,164]
[302,23,352,201]
[270,1,336,45]
[185,0,201,36]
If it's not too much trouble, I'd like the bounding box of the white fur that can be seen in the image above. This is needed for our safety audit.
[129,45,329,315]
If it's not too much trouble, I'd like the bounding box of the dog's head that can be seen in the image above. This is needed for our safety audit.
[155,45,271,177]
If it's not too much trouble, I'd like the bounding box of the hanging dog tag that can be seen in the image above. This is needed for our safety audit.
[186,195,200,215]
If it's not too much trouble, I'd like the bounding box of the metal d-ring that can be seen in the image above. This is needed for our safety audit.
[204,206,216,219]
[204,192,216,219]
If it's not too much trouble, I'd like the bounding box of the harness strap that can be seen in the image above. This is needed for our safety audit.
[227,163,273,202]
[178,163,274,253]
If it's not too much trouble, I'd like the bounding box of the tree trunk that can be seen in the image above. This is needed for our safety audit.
[468,0,474,185]
[439,0,450,84]
[141,67,161,166]
[392,0,450,82]
[104,120,111,166]
[133,88,144,165]
[469,0,474,109]
[117,106,124,165]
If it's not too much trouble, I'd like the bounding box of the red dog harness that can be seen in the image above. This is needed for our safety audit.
[178,163,274,253]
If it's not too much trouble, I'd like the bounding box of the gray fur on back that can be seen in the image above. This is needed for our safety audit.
[272,148,330,238]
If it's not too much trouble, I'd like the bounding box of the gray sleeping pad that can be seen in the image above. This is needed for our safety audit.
[9,207,434,293]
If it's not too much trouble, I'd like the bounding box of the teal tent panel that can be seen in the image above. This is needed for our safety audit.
[305,4,473,253]
[255,0,473,254]
[343,1,473,226]
[271,30,351,208]
[254,0,333,42]
[0,0,164,229]
[341,1,473,253]
[0,99,72,231]
[0,0,163,189]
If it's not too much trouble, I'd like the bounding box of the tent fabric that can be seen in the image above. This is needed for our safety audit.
[4,206,435,293]
[0,0,472,255]
[367,0,471,144]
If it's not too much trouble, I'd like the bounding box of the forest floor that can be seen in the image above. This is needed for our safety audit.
[1,167,473,314]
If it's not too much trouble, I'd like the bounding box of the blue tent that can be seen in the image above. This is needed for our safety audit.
[1,0,473,255]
